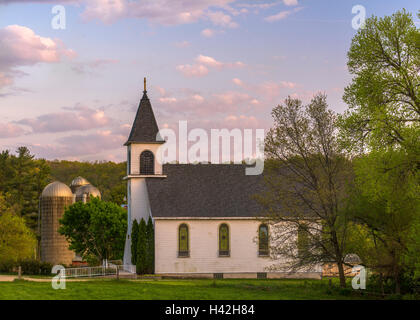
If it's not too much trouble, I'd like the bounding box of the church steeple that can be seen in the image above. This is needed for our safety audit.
[124,78,164,145]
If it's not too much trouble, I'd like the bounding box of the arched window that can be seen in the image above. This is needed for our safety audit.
[140,150,154,175]
[219,224,230,256]
[178,224,189,257]
[258,224,269,256]
[297,224,310,258]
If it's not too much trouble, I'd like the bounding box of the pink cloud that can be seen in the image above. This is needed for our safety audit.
[201,28,216,37]
[264,6,303,22]
[174,40,191,48]
[207,11,238,28]
[0,122,25,138]
[177,54,245,77]
[0,25,74,89]
[176,64,209,77]
[17,105,112,133]
[70,58,118,75]
[80,0,239,26]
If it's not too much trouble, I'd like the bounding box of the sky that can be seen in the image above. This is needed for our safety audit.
[0,0,418,162]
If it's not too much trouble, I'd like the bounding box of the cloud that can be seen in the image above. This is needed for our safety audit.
[17,105,112,133]
[207,11,238,28]
[176,64,209,77]
[70,58,118,75]
[256,80,298,98]
[201,28,216,37]
[264,6,303,22]
[0,122,25,138]
[177,54,245,77]
[0,25,74,89]
[2,1,248,28]
[214,91,253,105]
[283,0,298,6]
[174,41,191,48]
[26,128,126,159]
[80,0,238,26]
[232,77,244,86]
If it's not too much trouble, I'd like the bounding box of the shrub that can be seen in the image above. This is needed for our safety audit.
[0,260,16,273]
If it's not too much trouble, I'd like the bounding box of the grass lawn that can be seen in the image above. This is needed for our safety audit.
[0,278,373,300]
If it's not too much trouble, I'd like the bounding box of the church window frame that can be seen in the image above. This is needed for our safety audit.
[140,150,154,175]
[178,223,189,257]
[218,223,230,257]
[258,224,269,256]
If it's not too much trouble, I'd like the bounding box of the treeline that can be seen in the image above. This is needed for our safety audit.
[0,147,127,231]
[48,160,126,205]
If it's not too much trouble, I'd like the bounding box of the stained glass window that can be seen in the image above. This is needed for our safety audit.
[259,224,269,256]
[178,224,189,257]
[140,150,154,175]
[219,224,230,256]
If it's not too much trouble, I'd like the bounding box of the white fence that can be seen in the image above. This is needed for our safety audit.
[61,265,136,279]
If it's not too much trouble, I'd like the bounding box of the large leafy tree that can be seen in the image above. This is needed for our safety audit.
[339,10,419,156]
[0,193,36,263]
[259,93,353,287]
[0,147,50,231]
[338,10,420,294]
[59,197,127,262]
[346,150,419,294]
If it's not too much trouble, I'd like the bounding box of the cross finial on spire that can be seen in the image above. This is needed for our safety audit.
[144,77,147,92]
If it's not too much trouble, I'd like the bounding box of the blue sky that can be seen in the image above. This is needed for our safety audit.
[0,0,418,162]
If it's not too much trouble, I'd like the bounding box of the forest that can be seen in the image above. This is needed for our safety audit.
[0,146,126,231]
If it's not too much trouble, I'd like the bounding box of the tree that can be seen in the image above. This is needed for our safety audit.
[146,217,155,274]
[136,218,147,274]
[258,93,353,287]
[0,147,50,231]
[131,220,139,265]
[339,10,419,157]
[0,193,36,263]
[346,149,419,294]
[338,10,420,294]
[59,197,127,262]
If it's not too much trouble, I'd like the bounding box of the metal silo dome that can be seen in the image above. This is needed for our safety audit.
[75,184,101,202]
[70,176,90,193]
[42,181,74,198]
[40,181,75,265]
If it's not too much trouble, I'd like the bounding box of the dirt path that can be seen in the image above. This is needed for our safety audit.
[0,275,16,282]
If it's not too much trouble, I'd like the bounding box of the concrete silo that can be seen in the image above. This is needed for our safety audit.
[75,184,101,203]
[40,181,75,265]
[70,176,90,193]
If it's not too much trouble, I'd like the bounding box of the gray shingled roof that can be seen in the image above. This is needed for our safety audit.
[125,91,164,145]
[146,164,266,218]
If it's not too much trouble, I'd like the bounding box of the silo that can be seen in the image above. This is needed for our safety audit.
[75,184,101,203]
[70,176,90,193]
[40,181,75,265]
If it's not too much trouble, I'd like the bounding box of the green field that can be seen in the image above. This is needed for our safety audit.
[0,278,373,300]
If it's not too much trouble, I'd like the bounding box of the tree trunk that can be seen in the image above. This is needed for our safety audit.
[337,261,346,288]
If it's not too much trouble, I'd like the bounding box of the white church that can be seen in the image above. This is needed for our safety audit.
[122,81,322,279]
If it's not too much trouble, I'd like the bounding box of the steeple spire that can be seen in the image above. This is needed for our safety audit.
[124,78,164,145]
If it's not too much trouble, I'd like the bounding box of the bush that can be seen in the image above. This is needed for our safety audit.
[16,259,53,275]
[0,260,16,273]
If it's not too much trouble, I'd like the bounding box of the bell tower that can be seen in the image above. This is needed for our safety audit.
[123,78,166,265]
